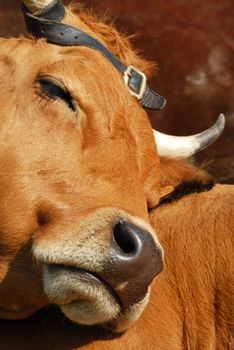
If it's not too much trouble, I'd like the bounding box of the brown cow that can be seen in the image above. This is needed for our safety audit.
[0,0,229,342]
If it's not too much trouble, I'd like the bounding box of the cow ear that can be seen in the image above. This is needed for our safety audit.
[160,157,214,188]
[158,157,215,205]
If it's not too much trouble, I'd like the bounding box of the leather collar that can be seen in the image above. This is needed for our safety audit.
[22,0,166,110]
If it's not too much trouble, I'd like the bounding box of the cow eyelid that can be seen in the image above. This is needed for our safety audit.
[37,77,76,112]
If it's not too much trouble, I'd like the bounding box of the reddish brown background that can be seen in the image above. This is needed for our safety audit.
[1,0,233,183]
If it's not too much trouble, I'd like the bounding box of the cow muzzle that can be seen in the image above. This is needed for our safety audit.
[33,209,163,331]
[102,220,163,308]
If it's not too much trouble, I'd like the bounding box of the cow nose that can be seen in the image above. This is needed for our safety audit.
[102,220,163,309]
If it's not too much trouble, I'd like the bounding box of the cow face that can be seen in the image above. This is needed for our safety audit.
[0,11,163,332]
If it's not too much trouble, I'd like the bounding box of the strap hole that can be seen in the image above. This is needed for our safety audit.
[74,36,78,39]
[60,32,64,36]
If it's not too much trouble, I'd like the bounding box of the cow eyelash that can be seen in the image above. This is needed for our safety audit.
[37,77,76,112]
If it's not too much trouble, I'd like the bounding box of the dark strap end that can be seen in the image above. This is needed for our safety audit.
[141,87,166,110]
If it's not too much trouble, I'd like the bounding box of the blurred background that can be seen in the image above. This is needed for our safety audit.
[0,0,233,183]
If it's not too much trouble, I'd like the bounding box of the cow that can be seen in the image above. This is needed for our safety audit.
[0,0,231,345]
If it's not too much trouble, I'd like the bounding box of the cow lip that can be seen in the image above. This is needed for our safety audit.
[47,263,122,308]
[75,268,122,306]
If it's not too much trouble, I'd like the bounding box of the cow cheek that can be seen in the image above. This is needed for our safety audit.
[143,162,161,209]
[0,242,48,320]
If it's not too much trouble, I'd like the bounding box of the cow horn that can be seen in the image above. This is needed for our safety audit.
[22,0,54,13]
[154,113,225,159]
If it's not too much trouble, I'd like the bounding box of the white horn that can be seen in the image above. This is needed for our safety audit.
[23,0,54,13]
[154,113,225,159]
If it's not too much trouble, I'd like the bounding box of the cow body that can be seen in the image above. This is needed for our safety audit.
[0,184,233,349]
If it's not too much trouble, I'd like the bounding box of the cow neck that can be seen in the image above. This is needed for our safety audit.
[21,0,166,111]
[156,180,215,208]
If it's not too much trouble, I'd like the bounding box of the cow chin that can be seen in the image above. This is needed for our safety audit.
[43,264,149,332]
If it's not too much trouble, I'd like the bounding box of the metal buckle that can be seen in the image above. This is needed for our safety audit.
[123,65,147,100]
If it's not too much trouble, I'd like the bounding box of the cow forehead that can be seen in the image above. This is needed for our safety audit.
[0,37,159,193]
[0,38,148,169]
[0,38,136,124]
[41,50,130,111]
[0,38,127,92]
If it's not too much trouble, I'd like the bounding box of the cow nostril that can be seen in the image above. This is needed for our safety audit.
[113,221,140,255]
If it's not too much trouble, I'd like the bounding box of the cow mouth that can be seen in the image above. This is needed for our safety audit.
[42,263,150,331]
[43,264,126,327]
[49,264,121,305]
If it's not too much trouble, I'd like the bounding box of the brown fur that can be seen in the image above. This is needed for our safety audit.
[0,184,233,349]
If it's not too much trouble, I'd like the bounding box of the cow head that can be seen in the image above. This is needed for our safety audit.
[0,0,225,332]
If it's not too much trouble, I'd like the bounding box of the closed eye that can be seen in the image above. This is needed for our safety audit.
[37,77,76,112]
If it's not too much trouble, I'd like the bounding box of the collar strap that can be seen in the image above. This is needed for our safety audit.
[22,0,166,110]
